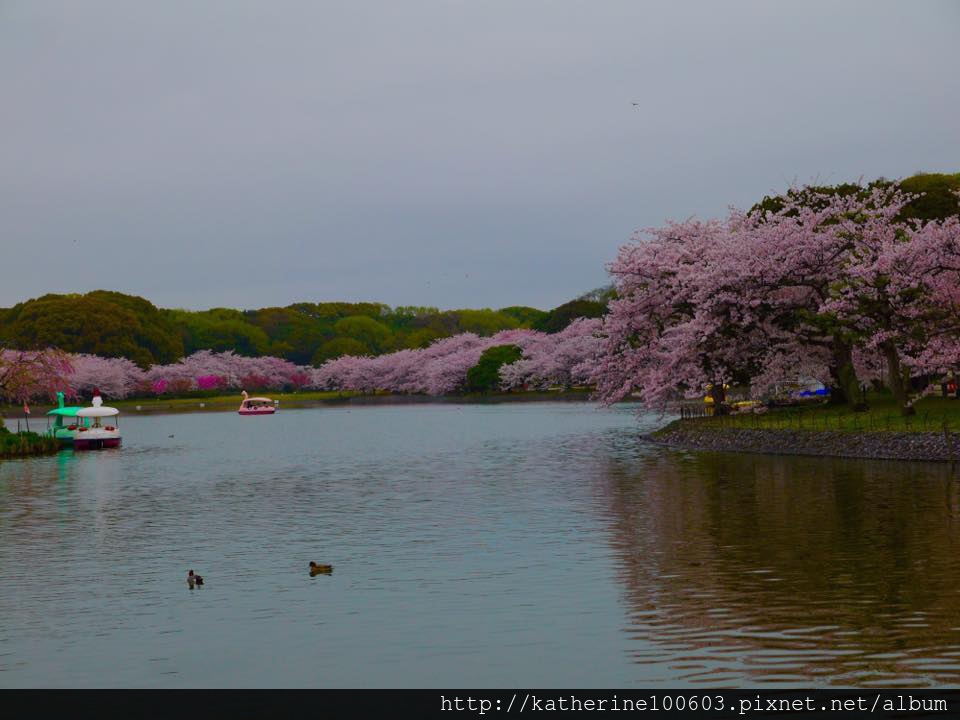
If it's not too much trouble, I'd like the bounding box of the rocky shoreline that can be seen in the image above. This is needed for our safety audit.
[648,424,959,463]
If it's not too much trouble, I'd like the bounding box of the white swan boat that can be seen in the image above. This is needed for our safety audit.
[73,393,122,450]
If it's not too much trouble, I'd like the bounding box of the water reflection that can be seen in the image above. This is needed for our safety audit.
[601,450,960,686]
[2,405,959,687]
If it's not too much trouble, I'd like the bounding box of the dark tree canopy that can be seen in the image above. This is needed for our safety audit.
[751,172,960,223]
[498,305,549,327]
[311,337,371,364]
[333,315,394,354]
[897,172,960,222]
[465,344,524,393]
[0,291,183,367]
[165,308,272,357]
[534,299,607,333]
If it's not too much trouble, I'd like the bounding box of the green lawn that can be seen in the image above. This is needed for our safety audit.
[108,390,358,413]
[680,393,960,433]
[0,390,358,417]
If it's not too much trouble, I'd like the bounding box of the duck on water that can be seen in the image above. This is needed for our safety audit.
[309,562,333,576]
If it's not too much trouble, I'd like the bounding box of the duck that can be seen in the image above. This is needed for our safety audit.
[187,570,204,586]
[309,561,333,576]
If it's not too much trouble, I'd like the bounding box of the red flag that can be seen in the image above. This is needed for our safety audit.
[23,401,30,415]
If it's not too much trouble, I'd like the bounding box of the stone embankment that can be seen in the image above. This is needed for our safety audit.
[648,424,958,462]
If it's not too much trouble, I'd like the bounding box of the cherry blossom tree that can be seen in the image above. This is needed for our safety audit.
[0,348,74,402]
[309,327,607,396]
[499,318,602,390]
[820,201,960,411]
[145,350,314,393]
[196,374,229,391]
[68,354,146,399]
[593,217,753,409]
[594,182,960,415]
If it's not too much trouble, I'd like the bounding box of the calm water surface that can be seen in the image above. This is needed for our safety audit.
[2,403,959,687]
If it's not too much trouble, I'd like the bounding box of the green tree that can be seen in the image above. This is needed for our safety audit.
[498,306,549,328]
[898,172,960,222]
[164,308,271,357]
[386,306,441,331]
[752,172,960,224]
[452,309,519,335]
[398,327,446,349]
[334,315,394,353]
[465,344,523,392]
[311,337,371,365]
[245,306,329,364]
[534,299,607,333]
[1,291,183,367]
[291,302,389,322]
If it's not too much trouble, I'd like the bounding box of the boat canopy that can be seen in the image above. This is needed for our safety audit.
[243,397,273,403]
[47,406,85,417]
[76,406,120,418]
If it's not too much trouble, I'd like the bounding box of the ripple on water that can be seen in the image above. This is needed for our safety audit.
[2,405,959,687]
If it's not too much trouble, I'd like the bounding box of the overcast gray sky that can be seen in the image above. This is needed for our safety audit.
[2,1,958,312]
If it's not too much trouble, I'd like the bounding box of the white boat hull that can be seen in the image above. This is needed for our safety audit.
[73,428,122,450]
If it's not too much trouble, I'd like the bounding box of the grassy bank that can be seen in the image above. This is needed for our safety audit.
[0,426,59,459]
[658,394,960,436]
[649,394,960,462]
[109,390,357,413]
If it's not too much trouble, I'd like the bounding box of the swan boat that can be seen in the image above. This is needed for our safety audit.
[47,391,122,449]
[239,390,276,416]
[74,403,122,450]
[46,392,87,445]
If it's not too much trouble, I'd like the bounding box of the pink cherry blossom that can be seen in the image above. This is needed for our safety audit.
[0,348,75,402]
[594,182,960,413]
[68,354,145,399]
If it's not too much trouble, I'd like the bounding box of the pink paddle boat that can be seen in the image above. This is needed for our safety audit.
[239,390,276,416]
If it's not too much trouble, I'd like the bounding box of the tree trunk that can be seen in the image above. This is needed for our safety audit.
[710,381,728,415]
[829,340,867,411]
[882,342,915,416]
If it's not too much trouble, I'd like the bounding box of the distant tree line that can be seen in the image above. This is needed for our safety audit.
[0,290,612,368]
[0,319,605,402]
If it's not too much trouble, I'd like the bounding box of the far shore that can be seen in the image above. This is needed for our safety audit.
[1,388,596,418]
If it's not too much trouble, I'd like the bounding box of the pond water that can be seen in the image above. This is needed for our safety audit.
[1,402,959,687]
